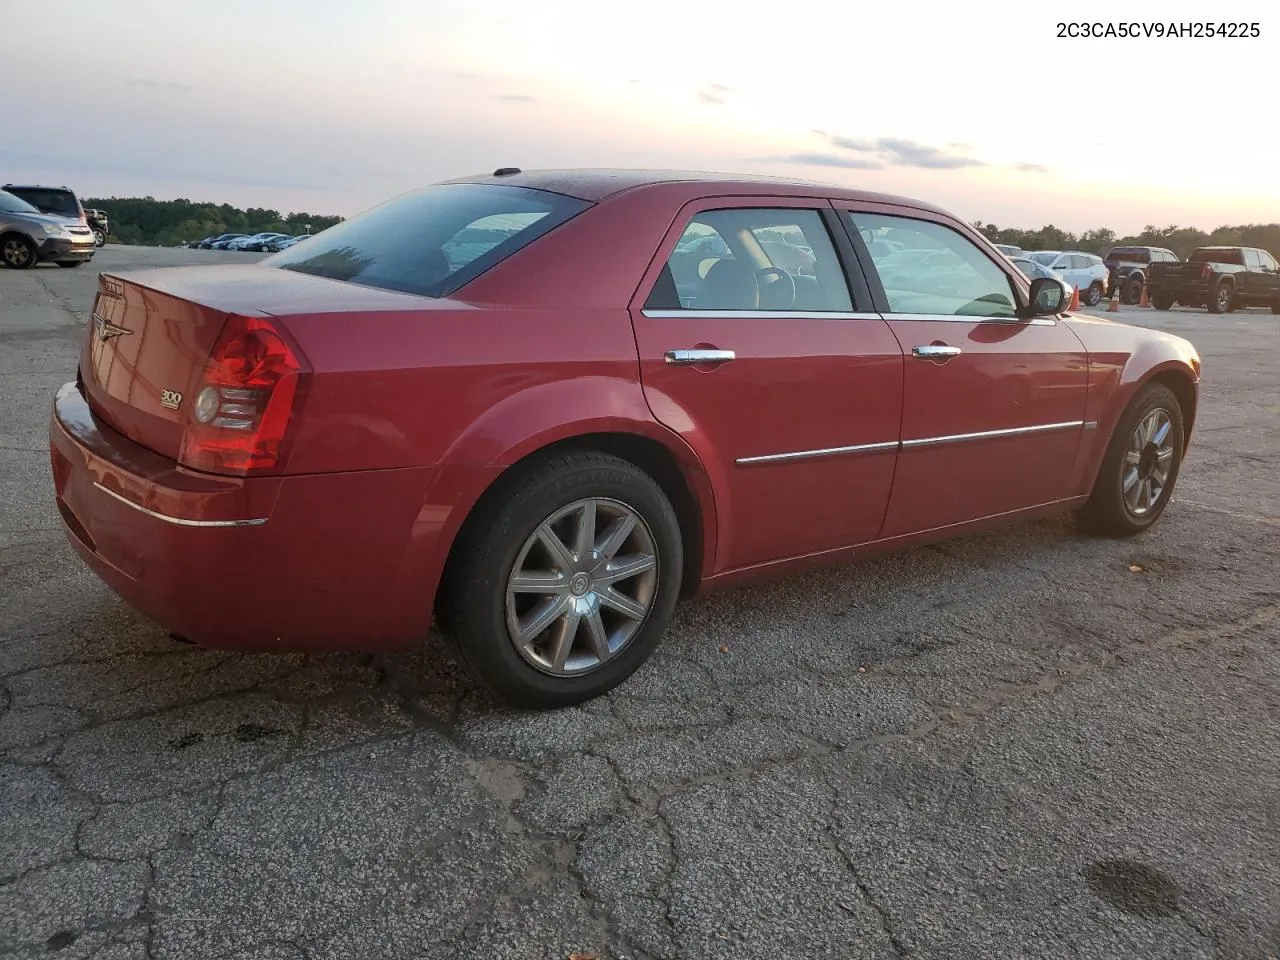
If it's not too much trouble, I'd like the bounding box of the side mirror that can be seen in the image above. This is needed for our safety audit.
[1022,276,1070,317]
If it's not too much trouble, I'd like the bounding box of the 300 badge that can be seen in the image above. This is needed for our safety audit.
[160,389,183,410]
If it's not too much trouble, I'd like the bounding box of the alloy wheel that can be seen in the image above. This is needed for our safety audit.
[505,497,658,676]
[1122,408,1175,516]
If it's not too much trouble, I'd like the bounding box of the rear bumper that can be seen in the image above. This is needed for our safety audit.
[49,380,461,652]
[38,237,95,262]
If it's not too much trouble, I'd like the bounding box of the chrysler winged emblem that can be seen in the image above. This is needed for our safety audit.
[93,313,133,342]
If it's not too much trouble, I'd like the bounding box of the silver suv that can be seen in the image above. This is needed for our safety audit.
[0,189,96,269]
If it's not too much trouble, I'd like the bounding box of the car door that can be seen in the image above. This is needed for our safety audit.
[1258,250,1280,301]
[835,205,1090,537]
[628,198,904,572]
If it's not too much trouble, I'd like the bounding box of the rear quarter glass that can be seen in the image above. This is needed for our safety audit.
[263,183,590,299]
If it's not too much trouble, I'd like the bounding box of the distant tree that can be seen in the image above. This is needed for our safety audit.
[85,196,344,245]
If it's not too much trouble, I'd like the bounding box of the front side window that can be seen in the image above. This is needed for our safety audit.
[265,183,590,298]
[0,190,40,214]
[849,212,1018,318]
[1243,249,1262,269]
[647,208,853,312]
[1260,251,1279,271]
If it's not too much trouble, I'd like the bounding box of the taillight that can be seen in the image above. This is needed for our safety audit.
[1201,264,1212,279]
[178,315,309,475]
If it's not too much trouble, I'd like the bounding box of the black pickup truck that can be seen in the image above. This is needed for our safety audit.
[1103,245,1179,304]
[1146,246,1280,313]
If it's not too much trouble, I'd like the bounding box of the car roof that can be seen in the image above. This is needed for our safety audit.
[2,183,76,192]
[441,167,953,213]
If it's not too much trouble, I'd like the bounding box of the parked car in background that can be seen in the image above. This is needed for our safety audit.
[0,188,96,269]
[1009,256,1064,282]
[48,168,1200,709]
[1103,246,1179,305]
[228,232,291,252]
[194,234,242,249]
[1026,250,1109,305]
[266,234,310,252]
[1146,246,1280,313]
[994,243,1022,257]
[209,235,249,249]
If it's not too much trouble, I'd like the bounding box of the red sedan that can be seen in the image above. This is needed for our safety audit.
[49,169,1201,707]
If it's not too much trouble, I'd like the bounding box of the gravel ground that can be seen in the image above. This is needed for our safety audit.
[2,246,1278,959]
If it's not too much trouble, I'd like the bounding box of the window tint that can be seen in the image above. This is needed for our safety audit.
[850,213,1018,318]
[648,208,852,312]
[0,190,41,214]
[1243,249,1262,269]
[6,187,80,218]
[265,183,589,298]
[1190,248,1243,265]
[1261,251,1279,271]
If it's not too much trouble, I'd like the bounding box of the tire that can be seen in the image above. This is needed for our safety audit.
[93,230,106,247]
[1,234,36,269]
[1151,290,1174,310]
[1124,277,1143,305]
[444,451,684,708]
[56,261,84,268]
[1085,282,1103,307]
[1077,382,1184,537]
[1207,281,1232,314]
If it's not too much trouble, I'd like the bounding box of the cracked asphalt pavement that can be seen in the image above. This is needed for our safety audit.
[3,247,1279,959]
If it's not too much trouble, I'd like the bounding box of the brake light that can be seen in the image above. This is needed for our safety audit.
[1201,264,1212,279]
[178,315,309,474]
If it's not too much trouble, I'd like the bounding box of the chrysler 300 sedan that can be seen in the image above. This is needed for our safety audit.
[49,169,1201,707]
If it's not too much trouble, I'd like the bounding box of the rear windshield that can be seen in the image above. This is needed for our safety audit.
[1190,248,1243,265]
[1106,247,1149,263]
[0,190,41,214]
[1030,252,1059,265]
[6,187,81,218]
[265,183,590,298]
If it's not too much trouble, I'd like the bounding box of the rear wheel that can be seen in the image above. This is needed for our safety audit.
[443,451,683,708]
[1207,281,1232,314]
[56,261,84,268]
[2,235,35,269]
[1085,282,1103,306]
[93,230,106,247]
[1078,383,1183,537]
[1151,290,1174,310]
[1124,277,1144,305]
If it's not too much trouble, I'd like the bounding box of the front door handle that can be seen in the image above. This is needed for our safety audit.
[912,344,962,360]
[664,349,736,365]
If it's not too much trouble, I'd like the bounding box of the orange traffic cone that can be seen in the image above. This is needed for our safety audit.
[1069,285,1080,311]
[1138,284,1150,308]
[1107,288,1120,312]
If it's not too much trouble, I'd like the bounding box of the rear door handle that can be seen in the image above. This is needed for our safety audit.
[664,349,736,365]
[912,344,962,360]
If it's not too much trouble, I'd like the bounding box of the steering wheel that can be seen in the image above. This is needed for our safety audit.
[755,266,796,308]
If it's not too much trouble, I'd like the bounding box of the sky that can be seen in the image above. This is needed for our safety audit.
[1,0,1275,234]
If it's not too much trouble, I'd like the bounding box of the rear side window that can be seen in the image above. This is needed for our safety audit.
[0,190,40,214]
[265,184,590,298]
[6,187,81,218]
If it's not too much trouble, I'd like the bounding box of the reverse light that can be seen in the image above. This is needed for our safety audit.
[178,316,309,475]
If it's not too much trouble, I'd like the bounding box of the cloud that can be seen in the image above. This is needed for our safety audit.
[495,94,535,103]
[124,78,191,93]
[1011,162,1049,173]
[754,152,884,170]
[698,83,735,105]
[823,133,986,169]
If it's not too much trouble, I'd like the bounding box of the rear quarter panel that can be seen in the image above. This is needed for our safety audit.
[1064,315,1200,494]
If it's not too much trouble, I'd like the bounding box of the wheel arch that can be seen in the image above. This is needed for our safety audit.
[433,427,717,625]
[0,230,38,262]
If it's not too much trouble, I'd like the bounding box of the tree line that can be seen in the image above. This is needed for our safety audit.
[84,196,345,247]
[973,221,1280,259]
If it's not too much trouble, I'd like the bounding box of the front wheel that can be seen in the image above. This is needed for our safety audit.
[1124,277,1144,305]
[93,230,106,247]
[1151,290,1175,310]
[1085,282,1103,307]
[2,235,36,269]
[443,451,684,708]
[1077,382,1183,537]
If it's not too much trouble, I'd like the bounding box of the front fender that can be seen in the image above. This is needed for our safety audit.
[1064,315,1200,494]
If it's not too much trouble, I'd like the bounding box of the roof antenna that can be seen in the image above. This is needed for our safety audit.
[493,167,522,177]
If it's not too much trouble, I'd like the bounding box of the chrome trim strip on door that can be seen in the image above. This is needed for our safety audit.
[93,482,268,527]
[886,312,1058,327]
[642,310,881,320]
[1084,420,1098,431]
[900,420,1084,449]
[736,440,899,466]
